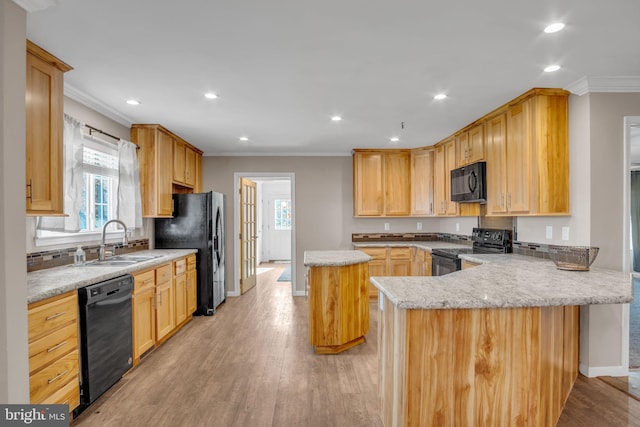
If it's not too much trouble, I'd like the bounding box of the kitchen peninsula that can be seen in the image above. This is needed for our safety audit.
[372,253,632,427]
[304,250,372,354]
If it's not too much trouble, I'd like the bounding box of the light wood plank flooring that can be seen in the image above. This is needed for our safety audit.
[72,263,640,426]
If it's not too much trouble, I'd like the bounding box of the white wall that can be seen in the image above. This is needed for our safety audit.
[0,0,29,403]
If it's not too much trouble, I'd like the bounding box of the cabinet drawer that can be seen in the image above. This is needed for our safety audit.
[30,349,79,404]
[29,322,77,375]
[389,247,411,259]
[360,247,387,260]
[46,377,80,411]
[156,263,172,283]
[174,258,187,276]
[134,270,155,292]
[187,254,196,271]
[28,293,77,341]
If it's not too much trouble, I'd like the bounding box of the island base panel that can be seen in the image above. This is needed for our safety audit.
[378,295,579,426]
[315,336,366,355]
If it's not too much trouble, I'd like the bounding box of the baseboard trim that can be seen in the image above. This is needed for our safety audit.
[580,363,629,378]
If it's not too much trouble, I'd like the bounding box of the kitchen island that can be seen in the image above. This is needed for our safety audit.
[371,254,633,427]
[304,250,372,354]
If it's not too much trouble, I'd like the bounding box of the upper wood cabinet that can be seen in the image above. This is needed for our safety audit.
[173,139,198,187]
[433,139,457,216]
[486,90,569,215]
[457,122,485,166]
[410,148,435,216]
[131,124,203,217]
[353,149,410,217]
[25,41,72,215]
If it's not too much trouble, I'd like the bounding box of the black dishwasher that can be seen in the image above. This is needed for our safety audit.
[77,274,133,413]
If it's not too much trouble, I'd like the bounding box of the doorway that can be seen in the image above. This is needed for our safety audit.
[627,117,640,370]
[233,173,296,297]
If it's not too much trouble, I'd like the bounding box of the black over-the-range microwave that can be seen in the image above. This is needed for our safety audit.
[450,161,487,203]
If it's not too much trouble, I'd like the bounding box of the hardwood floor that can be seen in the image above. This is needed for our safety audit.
[72,263,640,426]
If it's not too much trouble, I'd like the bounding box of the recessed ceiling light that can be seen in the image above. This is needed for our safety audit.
[239,136,249,142]
[204,92,218,99]
[434,94,447,100]
[390,137,400,142]
[544,65,561,73]
[331,116,342,121]
[126,99,140,105]
[544,22,565,33]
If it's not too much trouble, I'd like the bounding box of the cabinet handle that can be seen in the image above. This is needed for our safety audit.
[507,192,511,210]
[45,311,66,321]
[46,341,67,353]
[429,202,433,214]
[47,370,68,384]
[26,179,33,202]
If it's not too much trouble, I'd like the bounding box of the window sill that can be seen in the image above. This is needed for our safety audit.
[34,230,127,248]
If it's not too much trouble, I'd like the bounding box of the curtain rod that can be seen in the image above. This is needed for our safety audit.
[85,124,120,141]
[85,124,139,149]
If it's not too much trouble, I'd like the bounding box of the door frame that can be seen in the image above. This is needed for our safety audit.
[231,172,297,297]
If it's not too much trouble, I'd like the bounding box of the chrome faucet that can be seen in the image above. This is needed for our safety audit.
[99,219,129,261]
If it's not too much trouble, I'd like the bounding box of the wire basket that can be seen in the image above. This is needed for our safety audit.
[549,246,599,271]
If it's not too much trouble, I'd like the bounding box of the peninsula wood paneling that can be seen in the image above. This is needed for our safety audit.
[379,304,579,426]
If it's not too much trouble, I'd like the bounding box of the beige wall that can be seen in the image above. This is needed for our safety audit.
[0,0,29,403]
[25,97,153,254]
[202,156,476,294]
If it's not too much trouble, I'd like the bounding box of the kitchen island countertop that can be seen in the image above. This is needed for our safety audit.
[304,250,372,267]
[27,249,197,304]
[371,253,632,309]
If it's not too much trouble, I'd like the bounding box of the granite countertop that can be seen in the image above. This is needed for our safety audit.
[371,253,633,310]
[27,249,197,304]
[304,250,372,267]
[352,241,470,252]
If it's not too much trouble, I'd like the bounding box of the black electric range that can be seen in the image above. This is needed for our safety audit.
[431,228,512,276]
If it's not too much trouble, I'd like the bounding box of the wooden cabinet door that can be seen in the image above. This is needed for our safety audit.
[389,259,411,276]
[173,139,186,184]
[467,123,485,164]
[444,139,458,215]
[26,45,69,215]
[433,144,446,215]
[132,286,155,363]
[156,130,174,217]
[384,151,411,216]
[410,149,434,216]
[353,152,384,216]
[424,252,432,276]
[456,131,469,166]
[186,269,197,315]
[155,280,174,342]
[506,100,531,213]
[486,113,508,214]
[174,274,187,326]
[185,146,196,187]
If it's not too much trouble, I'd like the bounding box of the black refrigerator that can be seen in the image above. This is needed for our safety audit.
[154,191,225,315]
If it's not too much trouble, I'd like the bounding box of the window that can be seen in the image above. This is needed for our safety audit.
[80,144,119,232]
[36,136,122,245]
[274,199,292,230]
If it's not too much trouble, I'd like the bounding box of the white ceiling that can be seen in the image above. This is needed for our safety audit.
[25,0,640,156]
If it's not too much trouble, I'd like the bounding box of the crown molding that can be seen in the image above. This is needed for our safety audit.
[565,76,640,96]
[64,83,134,128]
[12,0,58,12]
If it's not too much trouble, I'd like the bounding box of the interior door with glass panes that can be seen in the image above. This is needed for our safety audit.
[240,177,257,294]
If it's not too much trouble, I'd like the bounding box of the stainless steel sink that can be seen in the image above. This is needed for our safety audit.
[81,254,164,267]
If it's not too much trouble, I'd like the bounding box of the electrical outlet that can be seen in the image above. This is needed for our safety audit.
[456,223,460,232]
[546,226,553,239]
[416,222,422,231]
[384,222,390,231]
[562,226,570,241]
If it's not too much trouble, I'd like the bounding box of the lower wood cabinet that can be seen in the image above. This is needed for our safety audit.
[308,262,370,354]
[359,246,432,297]
[186,254,197,315]
[132,256,196,366]
[27,291,80,412]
